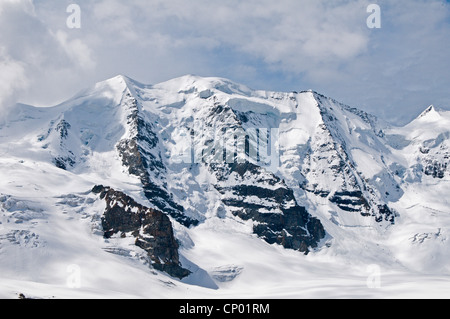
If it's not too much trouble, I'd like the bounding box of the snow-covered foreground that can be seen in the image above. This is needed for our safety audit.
[0,75,449,299]
[0,158,448,299]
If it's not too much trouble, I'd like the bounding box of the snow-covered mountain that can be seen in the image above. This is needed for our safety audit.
[0,75,449,298]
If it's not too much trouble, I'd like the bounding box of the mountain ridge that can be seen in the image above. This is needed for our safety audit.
[0,74,449,298]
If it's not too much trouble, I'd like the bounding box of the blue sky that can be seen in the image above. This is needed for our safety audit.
[1,0,449,124]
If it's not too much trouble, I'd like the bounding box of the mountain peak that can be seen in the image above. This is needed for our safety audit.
[108,74,129,82]
[99,74,130,88]
[101,74,145,93]
[73,74,142,106]
[154,74,253,97]
[416,105,441,122]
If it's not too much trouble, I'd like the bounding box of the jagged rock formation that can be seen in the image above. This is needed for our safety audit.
[115,92,198,227]
[92,185,190,279]
[420,135,449,179]
[212,162,325,253]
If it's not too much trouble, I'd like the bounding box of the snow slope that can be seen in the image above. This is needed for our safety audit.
[0,75,449,299]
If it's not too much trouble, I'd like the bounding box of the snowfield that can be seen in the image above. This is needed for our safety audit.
[0,75,449,299]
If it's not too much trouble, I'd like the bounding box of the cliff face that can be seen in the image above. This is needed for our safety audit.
[212,162,325,254]
[92,185,190,279]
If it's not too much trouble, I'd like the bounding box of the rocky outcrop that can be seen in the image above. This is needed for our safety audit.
[329,191,369,213]
[37,118,77,171]
[423,159,448,179]
[53,154,75,170]
[418,132,449,179]
[212,162,326,254]
[55,119,71,140]
[92,185,190,279]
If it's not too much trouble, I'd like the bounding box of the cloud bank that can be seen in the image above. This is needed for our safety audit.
[0,0,449,124]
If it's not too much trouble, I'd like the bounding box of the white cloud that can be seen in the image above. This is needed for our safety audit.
[0,0,97,108]
[54,30,95,70]
[117,0,371,75]
[0,49,27,118]
[92,0,139,42]
[0,0,448,123]
[0,0,32,112]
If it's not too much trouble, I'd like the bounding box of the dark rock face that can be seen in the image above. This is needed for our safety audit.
[234,205,325,253]
[92,185,190,279]
[329,190,395,223]
[418,133,449,180]
[55,119,71,139]
[47,119,76,170]
[212,162,326,254]
[53,154,75,170]
[329,191,369,213]
[375,205,395,223]
[424,160,447,179]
